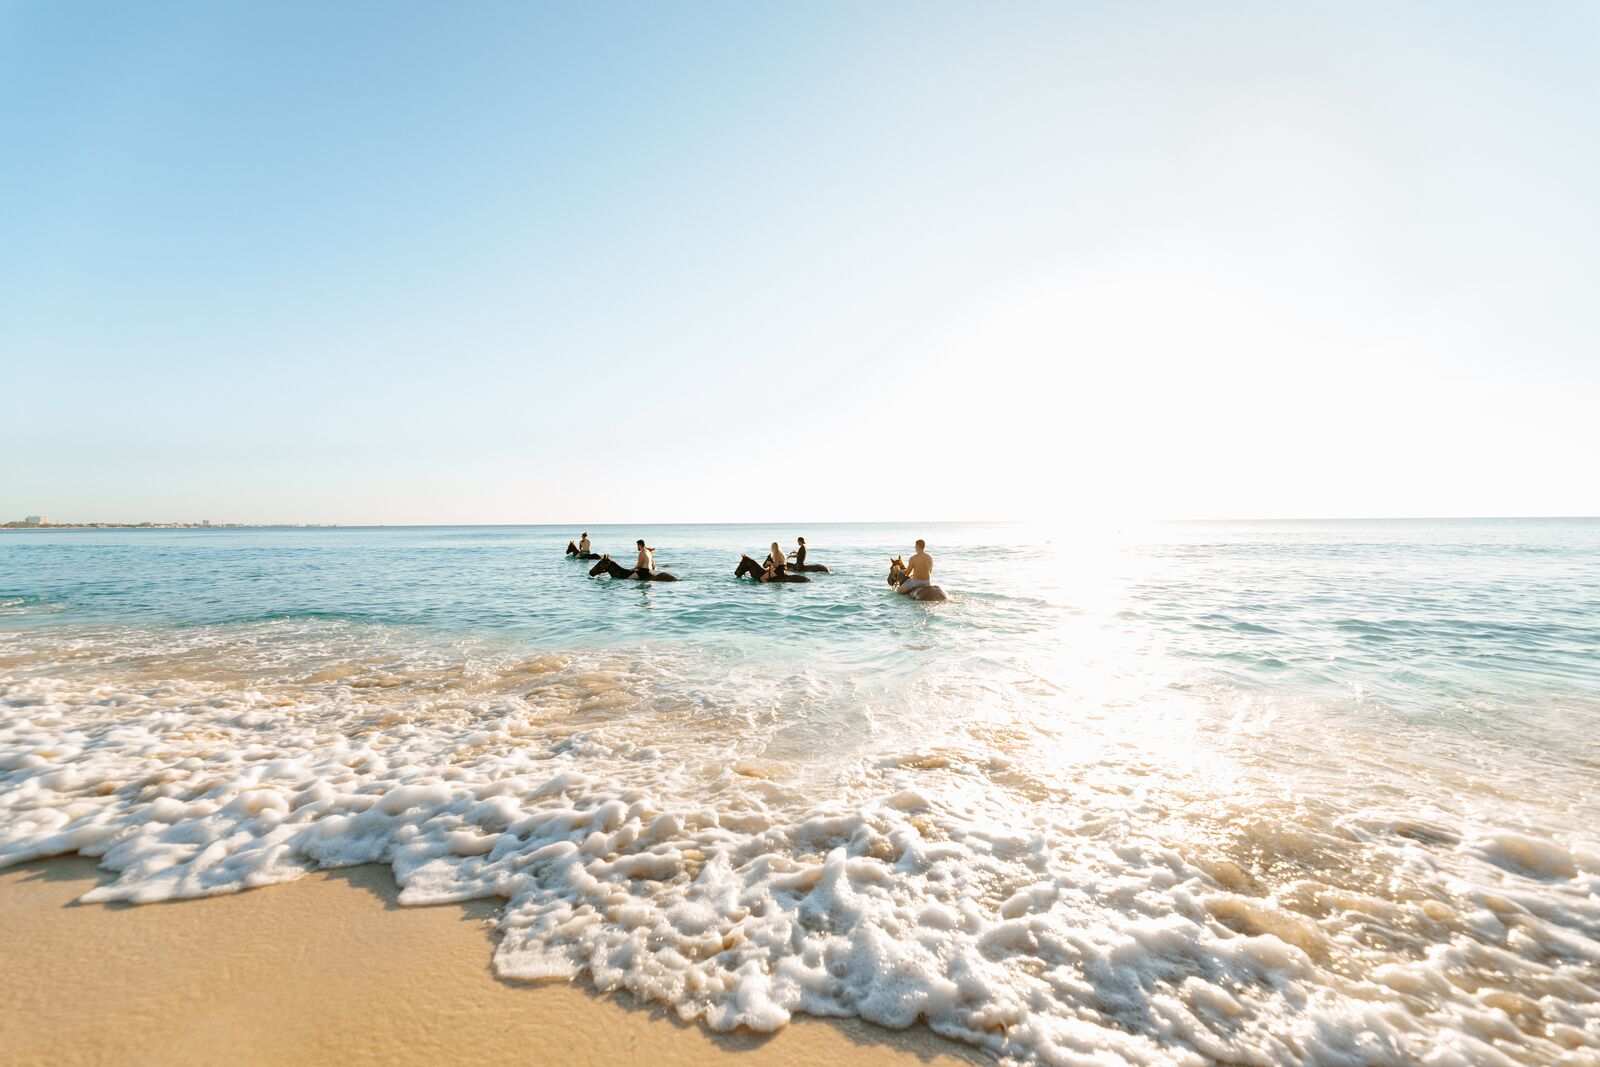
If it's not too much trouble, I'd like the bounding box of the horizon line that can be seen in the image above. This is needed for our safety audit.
[7,515,1600,530]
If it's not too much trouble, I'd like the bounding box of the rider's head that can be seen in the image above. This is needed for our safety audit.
[797,537,805,544]
[636,539,645,548]
[915,539,926,551]
[771,542,780,553]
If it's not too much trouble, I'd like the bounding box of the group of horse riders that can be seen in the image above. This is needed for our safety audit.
[566,532,937,593]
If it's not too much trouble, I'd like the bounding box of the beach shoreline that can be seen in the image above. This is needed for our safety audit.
[0,856,986,1067]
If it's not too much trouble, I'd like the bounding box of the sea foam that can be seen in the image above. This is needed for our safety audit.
[2,623,1599,1066]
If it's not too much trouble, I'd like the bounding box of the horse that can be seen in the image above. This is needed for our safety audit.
[588,555,678,581]
[787,542,829,572]
[887,556,947,601]
[566,541,600,560]
[735,554,810,583]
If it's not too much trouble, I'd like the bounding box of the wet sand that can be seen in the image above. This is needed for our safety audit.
[0,857,985,1067]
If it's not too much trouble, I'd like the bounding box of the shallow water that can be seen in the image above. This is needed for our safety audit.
[2,521,1598,1064]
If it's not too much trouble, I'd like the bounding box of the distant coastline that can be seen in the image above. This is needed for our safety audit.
[1,521,337,530]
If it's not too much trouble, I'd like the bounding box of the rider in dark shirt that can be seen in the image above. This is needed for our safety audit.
[789,537,807,568]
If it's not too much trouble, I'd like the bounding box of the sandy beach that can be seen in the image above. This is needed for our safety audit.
[0,856,984,1067]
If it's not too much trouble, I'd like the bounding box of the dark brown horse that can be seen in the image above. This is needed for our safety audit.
[589,555,678,581]
[788,541,829,572]
[735,554,809,583]
[566,541,600,560]
[887,557,947,601]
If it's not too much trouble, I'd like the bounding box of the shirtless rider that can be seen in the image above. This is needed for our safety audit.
[899,539,933,592]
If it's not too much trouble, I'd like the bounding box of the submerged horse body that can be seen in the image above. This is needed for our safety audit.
[735,554,809,583]
[787,538,829,573]
[589,555,678,581]
[887,557,947,601]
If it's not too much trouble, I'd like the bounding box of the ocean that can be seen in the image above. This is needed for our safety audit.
[2,520,1597,1064]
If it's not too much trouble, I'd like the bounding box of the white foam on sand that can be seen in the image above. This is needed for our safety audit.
[2,623,1598,1066]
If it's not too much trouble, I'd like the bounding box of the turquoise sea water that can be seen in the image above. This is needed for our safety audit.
[7,518,1598,686]
[2,520,1598,1064]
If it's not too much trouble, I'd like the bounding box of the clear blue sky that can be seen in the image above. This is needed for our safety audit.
[4,1,1597,523]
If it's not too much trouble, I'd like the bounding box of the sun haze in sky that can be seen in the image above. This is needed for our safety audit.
[4,2,1597,524]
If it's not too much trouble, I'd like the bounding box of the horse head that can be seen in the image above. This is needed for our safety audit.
[566,541,578,555]
[735,554,761,579]
[589,555,614,578]
[887,557,906,586]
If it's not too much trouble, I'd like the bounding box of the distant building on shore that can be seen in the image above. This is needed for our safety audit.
[23,515,46,526]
